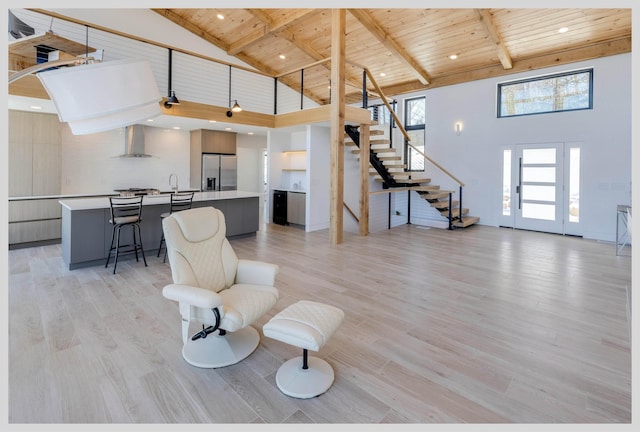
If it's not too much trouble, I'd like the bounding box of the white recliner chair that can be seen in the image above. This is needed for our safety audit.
[161,206,279,368]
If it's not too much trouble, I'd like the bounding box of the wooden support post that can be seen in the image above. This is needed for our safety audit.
[359,123,370,236]
[329,9,346,245]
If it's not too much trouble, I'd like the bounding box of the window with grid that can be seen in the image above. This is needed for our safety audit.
[404,97,425,171]
[498,69,593,118]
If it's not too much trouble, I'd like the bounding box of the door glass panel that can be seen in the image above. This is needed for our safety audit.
[522,148,556,164]
[569,147,580,223]
[522,185,555,201]
[522,203,556,220]
[522,167,555,183]
[503,149,511,216]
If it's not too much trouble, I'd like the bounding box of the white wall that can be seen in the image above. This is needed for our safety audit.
[236,134,267,194]
[306,125,331,232]
[386,53,631,242]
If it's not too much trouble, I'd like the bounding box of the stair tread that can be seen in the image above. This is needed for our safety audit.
[418,190,454,199]
[345,139,391,146]
[440,208,470,217]
[454,216,480,228]
[431,200,459,209]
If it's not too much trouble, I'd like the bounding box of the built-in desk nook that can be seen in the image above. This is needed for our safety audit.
[59,191,260,270]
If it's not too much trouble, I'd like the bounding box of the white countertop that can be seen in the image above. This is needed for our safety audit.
[272,188,307,193]
[59,190,261,211]
[10,192,119,201]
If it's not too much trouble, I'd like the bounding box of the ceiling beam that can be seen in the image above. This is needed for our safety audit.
[245,9,367,103]
[152,9,229,50]
[229,9,315,55]
[348,8,431,85]
[475,9,513,70]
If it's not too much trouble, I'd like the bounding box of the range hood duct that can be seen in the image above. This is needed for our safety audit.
[121,124,151,157]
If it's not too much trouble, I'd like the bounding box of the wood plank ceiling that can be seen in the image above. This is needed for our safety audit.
[151,8,631,105]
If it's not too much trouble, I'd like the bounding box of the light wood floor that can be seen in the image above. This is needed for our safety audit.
[6,223,632,425]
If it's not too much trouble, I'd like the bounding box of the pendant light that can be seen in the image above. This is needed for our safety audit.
[164,48,180,108]
[226,65,241,117]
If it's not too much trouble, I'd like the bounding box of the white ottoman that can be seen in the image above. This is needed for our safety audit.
[263,300,344,399]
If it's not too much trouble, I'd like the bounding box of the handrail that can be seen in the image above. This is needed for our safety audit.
[275,58,331,78]
[406,141,465,187]
[343,202,359,222]
[361,67,411,143]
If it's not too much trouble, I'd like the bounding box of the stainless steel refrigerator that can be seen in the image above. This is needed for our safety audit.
[202,154,237,191]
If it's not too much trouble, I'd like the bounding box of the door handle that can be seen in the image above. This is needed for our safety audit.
[518,157,522,210]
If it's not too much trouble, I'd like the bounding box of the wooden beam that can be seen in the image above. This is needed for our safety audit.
[160,99,275,128]
[476,9,513,70]
[359,124,370,236]
[152,9,230,51]
[348,9,431,85]
[247,11,365,100]
[231,9,316,55]
[329,9,346,245]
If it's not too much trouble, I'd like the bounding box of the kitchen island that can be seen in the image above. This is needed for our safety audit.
[59,190,260,270]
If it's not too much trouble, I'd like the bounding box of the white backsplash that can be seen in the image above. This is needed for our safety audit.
[61,125,191,195]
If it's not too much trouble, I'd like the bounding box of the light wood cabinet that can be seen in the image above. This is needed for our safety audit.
[8,110,62,246]
[9,198,63,246]
[287,191,306,225]
[8,110,61,197]
[192,129,236,154]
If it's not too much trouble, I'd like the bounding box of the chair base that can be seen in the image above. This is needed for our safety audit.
[275,356,335,399]
[181,325,260,368]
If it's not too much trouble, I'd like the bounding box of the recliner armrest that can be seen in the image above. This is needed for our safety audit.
[162,283,224,309]
[236,259,279,286]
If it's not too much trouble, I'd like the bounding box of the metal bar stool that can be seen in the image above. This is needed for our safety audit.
[157,192,194,263]
[106,196,147,274]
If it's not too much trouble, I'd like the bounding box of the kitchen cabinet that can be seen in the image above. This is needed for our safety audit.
[9,110,61,197]
[190,129,237,190]
[59,193,260,270]
[287,191,306,226]
[8,110,62,247]
[9,198,62,246]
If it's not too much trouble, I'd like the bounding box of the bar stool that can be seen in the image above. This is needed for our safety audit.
[105,196,147,274]
[157,192,194,263]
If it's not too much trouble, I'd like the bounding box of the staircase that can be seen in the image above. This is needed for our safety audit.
[344,124,480,229]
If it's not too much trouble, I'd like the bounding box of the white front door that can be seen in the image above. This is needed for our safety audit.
[501,142,581,235]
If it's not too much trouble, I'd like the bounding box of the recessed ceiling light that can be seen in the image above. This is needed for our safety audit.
[225,127,232,131]
[146,118,154,122]
[379,72,386,77]
[279,54,286,60]
[449,54,458,60]
[558,27,569,33]
[248,132,254,135]
[209,120,216,123]
[217,14,224,20]
[172,126,181,130]
[29,105,42,110]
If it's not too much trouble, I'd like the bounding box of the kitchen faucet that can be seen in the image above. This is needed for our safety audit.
[169,173,178,193]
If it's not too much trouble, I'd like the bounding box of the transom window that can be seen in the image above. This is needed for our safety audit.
[497,68,593,118]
